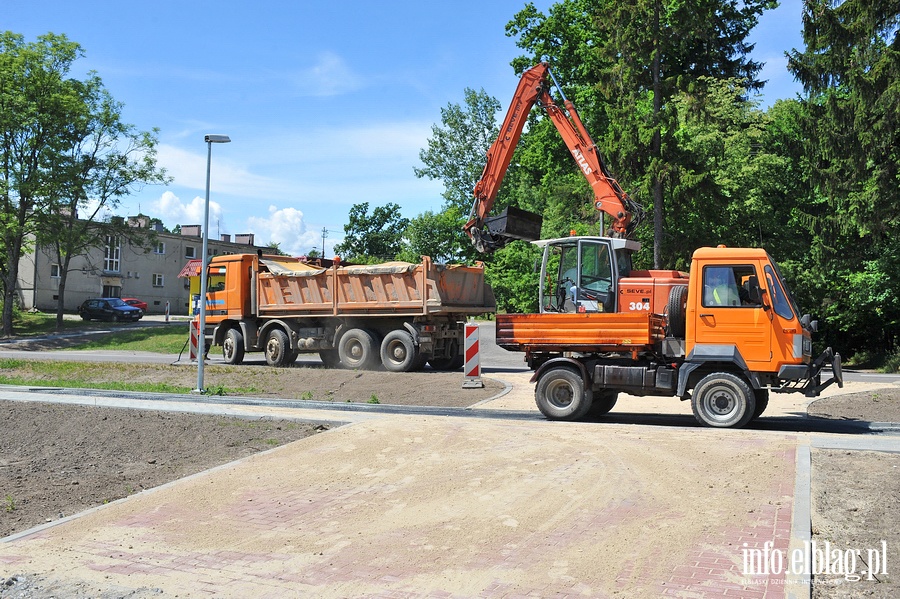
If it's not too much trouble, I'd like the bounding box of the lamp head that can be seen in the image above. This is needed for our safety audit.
[204,134,231,143]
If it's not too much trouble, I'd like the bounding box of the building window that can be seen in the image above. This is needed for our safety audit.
[104,235,121,272]
[185,246,196,259]
[102,285,121,298]
[50,264,61,278]
[154,242,166,255]
[153,273,165,287]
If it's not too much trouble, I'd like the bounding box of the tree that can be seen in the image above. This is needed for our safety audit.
[264,241,287,255]
[787,0,899,240]
[414,88,502,214]
[334,202,409,262]
[41,75,168,329]
[396,206,469,264]
[785,0,900,355]
[508,0,774,267]
[0,32,86,336]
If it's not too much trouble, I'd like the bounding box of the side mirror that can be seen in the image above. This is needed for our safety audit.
[746,278,765,305]
[800,314,819,333]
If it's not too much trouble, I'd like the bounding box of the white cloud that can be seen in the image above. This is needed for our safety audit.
[296,52,363,97]
[247,205,336,257]
[154,190,226,232]
[155,143,281,197]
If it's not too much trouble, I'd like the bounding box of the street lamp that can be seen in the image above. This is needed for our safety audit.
[194,133,231,393]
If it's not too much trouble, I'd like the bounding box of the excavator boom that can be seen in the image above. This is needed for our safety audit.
[465,62,642,253]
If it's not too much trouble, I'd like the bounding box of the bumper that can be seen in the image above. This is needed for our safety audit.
[777,347,843,397]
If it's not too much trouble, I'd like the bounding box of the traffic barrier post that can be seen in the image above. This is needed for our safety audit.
[462,321,483,388]
[189,320,200,362]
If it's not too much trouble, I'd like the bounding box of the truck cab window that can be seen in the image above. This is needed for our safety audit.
[703,265,760,307]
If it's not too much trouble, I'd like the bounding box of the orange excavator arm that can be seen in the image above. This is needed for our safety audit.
[465,62,643,253]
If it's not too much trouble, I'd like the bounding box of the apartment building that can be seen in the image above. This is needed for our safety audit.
[17,217,263,315]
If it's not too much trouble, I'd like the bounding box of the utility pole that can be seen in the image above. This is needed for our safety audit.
[321,227,328,257]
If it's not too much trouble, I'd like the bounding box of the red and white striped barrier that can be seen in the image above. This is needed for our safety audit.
[462,321,483,388]
[189,320,200,361]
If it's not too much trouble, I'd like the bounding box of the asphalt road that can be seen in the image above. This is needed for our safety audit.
[0,318,892,387]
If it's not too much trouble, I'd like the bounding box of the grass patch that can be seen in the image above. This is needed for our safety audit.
[75,326,190,353]
[11,311,92,337]
[0,359,260,396]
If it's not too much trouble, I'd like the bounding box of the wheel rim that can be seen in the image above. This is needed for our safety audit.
[702,383,738,421]
[346,339,363,361]
[223,338,234,359]
[385,339,408,365]
[266,338,282,361]
[545,378,575,409]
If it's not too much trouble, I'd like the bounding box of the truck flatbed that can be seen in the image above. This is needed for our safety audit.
[496,312,666,354]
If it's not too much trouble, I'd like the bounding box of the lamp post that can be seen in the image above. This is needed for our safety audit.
[194,133,231,393]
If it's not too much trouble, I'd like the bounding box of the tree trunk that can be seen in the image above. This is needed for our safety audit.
[651,0,663,269]
[55,253,73,331]
[1,243,23,337]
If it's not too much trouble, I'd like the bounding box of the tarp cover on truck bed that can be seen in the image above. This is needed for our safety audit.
[259,258,325,277]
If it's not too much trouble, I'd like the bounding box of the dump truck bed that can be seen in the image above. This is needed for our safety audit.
[496,312,666,353]
[255,256,495,318]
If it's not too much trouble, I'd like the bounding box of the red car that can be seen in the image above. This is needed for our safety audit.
[122,297,148,312]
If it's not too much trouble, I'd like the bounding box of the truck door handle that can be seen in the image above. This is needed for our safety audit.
[700,313,714,318]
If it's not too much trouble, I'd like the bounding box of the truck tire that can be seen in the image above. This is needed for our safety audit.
[264,329,291,367]
[535,367,593,421]
[588,389,618,416]
[380,330,418,372]
[222,328,245,365]
[338,328,379,370]
[318,349,340,368]
[667,285,688,338]
[691,372,756,428]
[752,388,769,419]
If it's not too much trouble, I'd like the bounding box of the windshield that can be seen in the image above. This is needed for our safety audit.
[107,298,127,307]
[764,255,800,321]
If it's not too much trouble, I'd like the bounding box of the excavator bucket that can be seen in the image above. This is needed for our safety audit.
[484,206,543,243]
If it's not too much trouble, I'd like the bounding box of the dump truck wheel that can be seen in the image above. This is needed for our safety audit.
[588,389,618,416]
[535,367,593,421]
[222,328,245,365]
[318,349,340,368]
[691,372,756,428]
[264,329,291,367]
[667,285,688,338]
[338,328,379,370]
[380,330,418,372]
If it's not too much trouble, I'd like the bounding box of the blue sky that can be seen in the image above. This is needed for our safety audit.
[6,0,804,257]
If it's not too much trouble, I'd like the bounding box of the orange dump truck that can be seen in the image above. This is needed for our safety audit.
[199,253,495,370]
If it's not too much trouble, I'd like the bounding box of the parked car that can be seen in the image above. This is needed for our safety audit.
[77,298,143,322]
[122,297,148,312]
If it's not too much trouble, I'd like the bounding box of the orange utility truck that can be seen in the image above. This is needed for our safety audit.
[496,239,842,427]
[196,253,495,371]
[471,63,842,427]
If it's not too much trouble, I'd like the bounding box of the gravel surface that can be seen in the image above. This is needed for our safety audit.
[0,346,897,597]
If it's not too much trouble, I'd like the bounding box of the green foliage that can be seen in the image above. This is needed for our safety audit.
[396,206,470,264]
[484,242,541,313]
[0,32,167,335]
[334,202,410,262]
[414,88,501,213]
